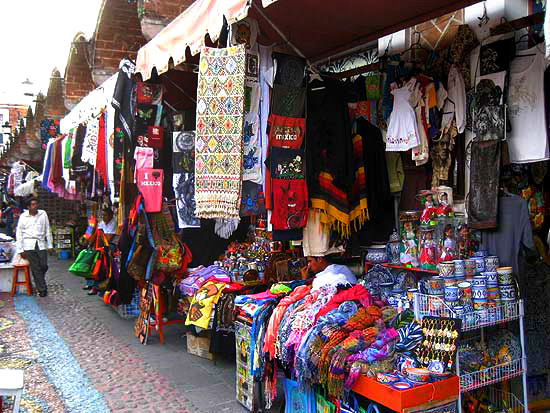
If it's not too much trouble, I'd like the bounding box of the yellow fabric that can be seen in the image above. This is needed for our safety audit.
[185,281,227,329]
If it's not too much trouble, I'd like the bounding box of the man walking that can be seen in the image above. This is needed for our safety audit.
[16,198,53,297]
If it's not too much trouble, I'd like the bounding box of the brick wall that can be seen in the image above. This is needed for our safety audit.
[44,69,68,120]
[64,34,95,110]
[137,0,194,40]
[92,0,148,84]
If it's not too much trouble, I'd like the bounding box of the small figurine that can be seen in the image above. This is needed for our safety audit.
[457,224,476,259]
[439,224,456,262]
[420,193,437,225]
[400,221,419,267]
[419,229,438,270]
[436,191,453,217]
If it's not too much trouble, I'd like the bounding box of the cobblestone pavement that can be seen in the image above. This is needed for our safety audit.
[0,295,67,412]
[2,257,258,413]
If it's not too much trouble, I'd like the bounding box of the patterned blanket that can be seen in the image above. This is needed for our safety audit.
[195,45,246,219]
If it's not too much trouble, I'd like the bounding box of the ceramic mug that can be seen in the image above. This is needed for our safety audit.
[484,256,499,272]
[427,277,444,295]
[499,284,517,301]
[444,286,460,302]
[464,259,476,276]
[453,305,465,318]
[481,271,498,286]
[473,257,485,274]
[458,281,472,302]
[438,261,455,278]
[487,287,500,301]
[472,275,487,288]
[475,250,488,258]
[496,267,513,286]
[453,260,465,274]
[472,286,488,300]
[475,308,488,323]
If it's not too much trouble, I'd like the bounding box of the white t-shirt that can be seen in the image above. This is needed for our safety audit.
[311,264,357,291]
[507,45,550,164]
[99,217,118,244]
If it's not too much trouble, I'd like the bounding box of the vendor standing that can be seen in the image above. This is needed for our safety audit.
[15,197,53,297]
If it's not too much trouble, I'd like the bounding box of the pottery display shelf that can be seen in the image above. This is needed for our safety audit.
[412,294,528,413]
[365,261,438,275]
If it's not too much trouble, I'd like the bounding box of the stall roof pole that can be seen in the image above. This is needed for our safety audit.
[252,1,307,61]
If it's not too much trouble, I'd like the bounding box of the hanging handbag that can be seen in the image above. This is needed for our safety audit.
[127,194,156,281]
[90,230,110,280]
[69,247,99,277]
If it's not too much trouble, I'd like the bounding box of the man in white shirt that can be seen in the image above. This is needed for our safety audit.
[301,254,357,291]
[88,208,117,247]
[16,198,53,297]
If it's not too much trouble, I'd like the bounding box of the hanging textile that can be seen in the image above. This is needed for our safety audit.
[172,131,199,228]
[468,140,500,229]
[242,49,262,184]
[96,112,108,189]
[194,45,246,219]
[81,117,100,166]
[136,169,163,213]
[112,59,136,197]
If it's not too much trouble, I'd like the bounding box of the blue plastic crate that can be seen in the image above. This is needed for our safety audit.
[115,288,140,319]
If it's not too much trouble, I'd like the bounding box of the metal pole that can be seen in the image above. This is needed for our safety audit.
[456,350,462,413]
[518,300,529,412]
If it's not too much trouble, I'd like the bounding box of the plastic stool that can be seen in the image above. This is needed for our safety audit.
[0,369,24,412]
[10,265,32,297]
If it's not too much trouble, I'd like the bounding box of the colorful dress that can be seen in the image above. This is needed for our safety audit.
[386,80,420,151]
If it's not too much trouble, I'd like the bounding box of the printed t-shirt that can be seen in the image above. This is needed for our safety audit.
[136,168,163,212]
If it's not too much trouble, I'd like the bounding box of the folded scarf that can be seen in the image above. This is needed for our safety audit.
[344,328,399,388]
[327,327,379,397]
[295,301,358,385]
[315,285,373,321]
[263,285,310,359]
[318,307,382,385]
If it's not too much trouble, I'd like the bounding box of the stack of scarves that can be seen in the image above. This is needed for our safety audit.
[286,286,337,354]
[315,285,372,321]
[318,306,382,387]
[345,327,400,389]
[294,301,358,385]
[327,326,380,397]
[263,285,310,359]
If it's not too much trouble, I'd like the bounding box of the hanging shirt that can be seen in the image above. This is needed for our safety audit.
[448,65,467,134]
[136,168,163,213]
[16,210,53,253]
[507,45,549,163]
[134,146,154,183]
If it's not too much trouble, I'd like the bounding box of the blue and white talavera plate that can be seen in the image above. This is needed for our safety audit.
[488,329,521,363]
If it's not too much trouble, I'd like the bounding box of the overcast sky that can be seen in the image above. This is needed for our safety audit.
[0,0,103,105]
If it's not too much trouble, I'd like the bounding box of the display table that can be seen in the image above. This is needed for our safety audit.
[353,376,459,412]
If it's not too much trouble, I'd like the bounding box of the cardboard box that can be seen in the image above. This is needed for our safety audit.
[186,331,214,360]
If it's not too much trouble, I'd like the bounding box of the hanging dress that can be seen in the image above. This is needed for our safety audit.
[386,80,420,151]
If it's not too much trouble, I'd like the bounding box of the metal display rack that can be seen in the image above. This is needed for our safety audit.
[413,294,528,413]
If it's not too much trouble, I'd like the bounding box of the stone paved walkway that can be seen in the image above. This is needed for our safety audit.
[1,257,262,413]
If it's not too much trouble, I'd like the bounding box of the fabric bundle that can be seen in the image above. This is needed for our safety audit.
[315,285,372,321]
[328,326,379,397]
[264,285,310,358]
[318,306,382,385]
[195,45,247,219]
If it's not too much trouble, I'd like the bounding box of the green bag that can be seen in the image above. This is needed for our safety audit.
[69,249,99,277]
[315,391,335,413]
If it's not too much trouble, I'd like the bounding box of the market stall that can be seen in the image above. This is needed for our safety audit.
[28,0,550,411]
